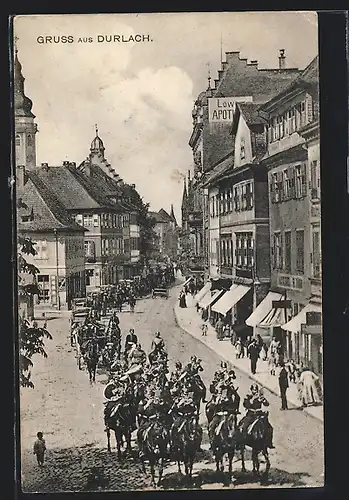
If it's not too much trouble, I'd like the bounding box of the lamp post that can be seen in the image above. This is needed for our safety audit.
[54,229,61,310]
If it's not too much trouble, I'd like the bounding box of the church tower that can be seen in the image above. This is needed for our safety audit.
[14,45,38,169]
[90,124,105,161]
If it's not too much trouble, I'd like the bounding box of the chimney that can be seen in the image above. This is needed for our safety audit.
[279,49,286,69]
[70,162,76,168]
[41,162,49,171]
[17,165,26,192]
[131,184,136,189]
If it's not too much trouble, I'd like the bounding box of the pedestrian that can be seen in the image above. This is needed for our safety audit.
[235,338,243,359]
[179,291,187,308]
[286,359,297,383]
[297,367,322,407]
[277,361,289,410]
[247,338,260,375]
[33,431,46,466]
[201,322,208,336]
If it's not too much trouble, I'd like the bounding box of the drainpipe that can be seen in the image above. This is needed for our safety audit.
[54,229,61,310]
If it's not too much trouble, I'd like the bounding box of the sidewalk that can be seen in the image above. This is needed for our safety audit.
[173,287,323,423]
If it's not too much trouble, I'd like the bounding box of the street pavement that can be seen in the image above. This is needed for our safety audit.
[20,286,324,492]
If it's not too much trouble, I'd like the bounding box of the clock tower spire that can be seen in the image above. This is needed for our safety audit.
[14,39,38,170]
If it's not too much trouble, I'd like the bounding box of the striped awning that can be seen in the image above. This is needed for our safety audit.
[245,292,282,327]
[194,282,211,303]
[258,306,290,328]
[198,289,225,309]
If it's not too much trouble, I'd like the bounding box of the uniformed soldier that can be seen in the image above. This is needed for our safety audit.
[238,384,274,448]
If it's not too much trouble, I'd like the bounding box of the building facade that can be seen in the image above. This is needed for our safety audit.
[258,56,322,374]
[17,166,86,309]
[149,207,179,260]
[183,50,302,280]
[202,103,271,339]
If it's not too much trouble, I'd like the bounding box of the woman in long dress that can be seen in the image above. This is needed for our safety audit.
[297,367,322,406]
[179,291,187,308]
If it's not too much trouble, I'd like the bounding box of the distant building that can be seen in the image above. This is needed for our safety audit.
[184,49,303,279]
[149,206,179,260]
[17,165,86,309]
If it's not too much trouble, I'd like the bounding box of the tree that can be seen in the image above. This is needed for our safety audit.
[17,231,52,388]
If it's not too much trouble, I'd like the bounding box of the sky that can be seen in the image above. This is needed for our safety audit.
[13,12,318,223]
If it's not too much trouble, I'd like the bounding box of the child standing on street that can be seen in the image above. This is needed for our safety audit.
[201,322,208,336]
[33,432,46,466]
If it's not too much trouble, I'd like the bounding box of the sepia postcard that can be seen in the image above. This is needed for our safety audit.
[12,12,324,492]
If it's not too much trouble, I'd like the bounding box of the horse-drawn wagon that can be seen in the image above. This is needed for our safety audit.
[151,287,169,299]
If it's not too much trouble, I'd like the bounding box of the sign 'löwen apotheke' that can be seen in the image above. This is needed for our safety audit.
[208,96,253,122]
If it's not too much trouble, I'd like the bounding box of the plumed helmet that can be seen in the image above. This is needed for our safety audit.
[175,361,182,369]
[250,383,259,392]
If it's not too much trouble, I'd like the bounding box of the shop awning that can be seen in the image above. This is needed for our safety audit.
[211,284,251,315]
[258,306,290,328]
[281,303,322,333]
[245,292,283,327]
[199,289,225,309]
[182,277,193,288]
[194,282,211,303]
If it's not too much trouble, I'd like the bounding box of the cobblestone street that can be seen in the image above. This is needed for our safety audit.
[20,288,324,492]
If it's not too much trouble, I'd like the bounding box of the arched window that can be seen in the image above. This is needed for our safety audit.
[16,134,21,146]
[27,134,33,146]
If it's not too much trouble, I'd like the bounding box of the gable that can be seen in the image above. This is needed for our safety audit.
[234,115,252,169]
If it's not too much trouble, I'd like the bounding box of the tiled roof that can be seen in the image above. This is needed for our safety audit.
[34,166,101,210]
[259,55,319,111]
[149,211,167,223]
[201,155,234,187]
[238,103,267,126]
[17,174,85,233]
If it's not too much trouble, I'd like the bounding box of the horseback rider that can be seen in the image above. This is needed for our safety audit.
[137,389,168,458]
[238,384,275,449]
[170,361,184,386]
[169,385,197,443]
[208,385,239,446]
[129,342,147,367]
[103,375,124,431]
[151,331,165,352]
[185,356,207,403]
[124,328,138,354]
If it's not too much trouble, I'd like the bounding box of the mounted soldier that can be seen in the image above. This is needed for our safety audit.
[185,356,207,404]
[237,384,275,449]
[124,328,138,356]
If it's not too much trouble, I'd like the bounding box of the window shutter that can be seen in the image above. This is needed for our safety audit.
[267,126,272,143]
[306,94,313,124]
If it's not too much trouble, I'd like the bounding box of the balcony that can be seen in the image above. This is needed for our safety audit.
[268,133,304,157]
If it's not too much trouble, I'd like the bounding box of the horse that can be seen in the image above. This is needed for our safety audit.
[236,412,272,482]
[105,397,135,459]
[170,413,202,480]
[185,375,206,418]
[137,415,169,487]
[84,340,100,383]
[208,410,237,479]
